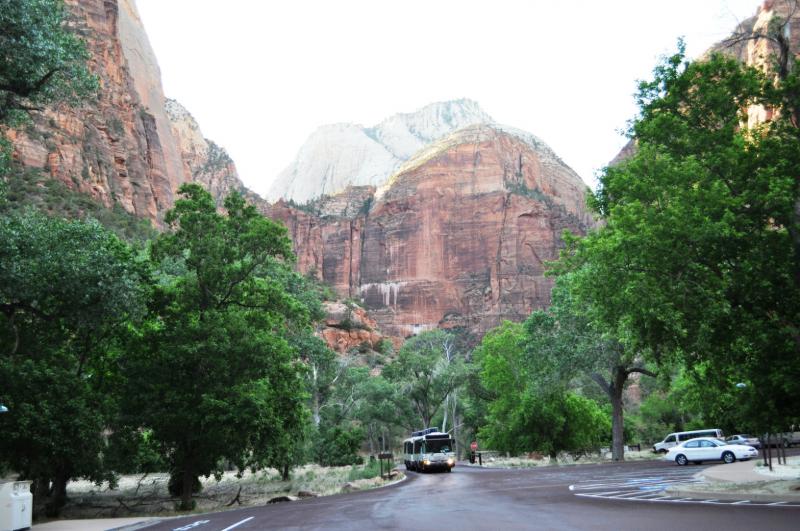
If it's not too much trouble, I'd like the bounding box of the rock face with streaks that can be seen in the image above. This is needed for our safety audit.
[263,124,594,338]
[5,0,251,226]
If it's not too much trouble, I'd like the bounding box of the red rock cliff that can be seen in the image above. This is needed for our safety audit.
[6,0,251,225]
[264,125,595,338]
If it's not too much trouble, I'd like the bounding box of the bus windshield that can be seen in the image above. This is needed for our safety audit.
[423,439,452,453]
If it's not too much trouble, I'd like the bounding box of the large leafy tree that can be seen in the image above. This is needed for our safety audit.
[525,275,656,461]
[0,0,96,124]
[383,329,466,430]
[121,184,310,510]
[563,45,800,434]
[0,212,146,514]
[474,320,611,458]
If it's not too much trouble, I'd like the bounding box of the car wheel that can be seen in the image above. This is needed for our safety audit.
[675,454,688,466]
[722,451,735,464]
[659,449,668,454]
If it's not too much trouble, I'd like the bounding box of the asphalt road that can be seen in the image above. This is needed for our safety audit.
[145,459,798,531]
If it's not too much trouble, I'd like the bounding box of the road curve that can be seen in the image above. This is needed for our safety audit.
[145,460,798,531]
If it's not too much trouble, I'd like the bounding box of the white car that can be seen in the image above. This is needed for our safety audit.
[725,434,761,449]
[665,437,758,466]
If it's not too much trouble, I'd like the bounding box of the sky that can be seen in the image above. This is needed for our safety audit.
[135,0,761,196]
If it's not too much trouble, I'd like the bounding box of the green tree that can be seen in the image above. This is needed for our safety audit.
[383,329,466,430]
[524,275,656,461]
[0,212,146,514]
[121,184,309,510]
[0,0,97,124]
[565,45,800,434]
[352,374,398,455]
[473,321,610,457]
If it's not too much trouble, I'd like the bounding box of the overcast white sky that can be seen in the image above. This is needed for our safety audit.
[135,0,761,196]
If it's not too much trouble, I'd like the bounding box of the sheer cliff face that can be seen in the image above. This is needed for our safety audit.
[264,125,594,338]
[7,0,247,225]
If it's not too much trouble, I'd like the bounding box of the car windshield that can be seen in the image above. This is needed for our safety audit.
[739,434,754,438]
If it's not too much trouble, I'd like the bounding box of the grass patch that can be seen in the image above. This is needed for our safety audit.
[347,460,382,481]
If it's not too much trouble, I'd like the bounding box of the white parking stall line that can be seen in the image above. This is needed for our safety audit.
[731,500,751,505]
[630,493,666,499]
[768,501,788,506]
[613,491,661,499]
[220,516,255,531]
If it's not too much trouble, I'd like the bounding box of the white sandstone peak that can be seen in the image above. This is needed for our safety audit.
[267,99,494,203]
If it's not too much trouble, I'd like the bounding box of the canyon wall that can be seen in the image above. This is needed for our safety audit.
[6,0,250,226]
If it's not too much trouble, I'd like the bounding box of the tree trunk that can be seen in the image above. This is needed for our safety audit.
[367,424,375,456]
[610,366,627,462]
[32,477,50,499]
[441,395,449,434]
[180,467,194,511]
[281,463,290,481]
[46,471,69,517]
[610,388,625,462]
[312,365,321,427]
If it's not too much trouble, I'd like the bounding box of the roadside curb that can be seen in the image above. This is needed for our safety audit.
[664,483,800,503]
[109,520,165,531]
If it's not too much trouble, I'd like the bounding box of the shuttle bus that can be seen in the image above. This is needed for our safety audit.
[403,427,455,472]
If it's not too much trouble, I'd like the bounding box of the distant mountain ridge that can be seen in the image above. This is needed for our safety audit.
[267,99,494,203]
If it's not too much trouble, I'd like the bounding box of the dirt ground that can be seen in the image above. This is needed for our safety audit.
[54,463,403,519]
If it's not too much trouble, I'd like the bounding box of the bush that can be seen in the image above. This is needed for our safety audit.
[314,425,364,467]
[105,428,166,475]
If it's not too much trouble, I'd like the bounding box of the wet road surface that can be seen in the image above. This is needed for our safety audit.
[145,459,799,531]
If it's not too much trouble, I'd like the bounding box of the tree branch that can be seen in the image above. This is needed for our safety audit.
[589,372,611,396]
[627,367,657,378]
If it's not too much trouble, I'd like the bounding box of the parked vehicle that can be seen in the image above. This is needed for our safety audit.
[665,437,758,466]
[652,428,724,453]
[725,434,761,449]
[779,427,800,447]
[761,429,800,447]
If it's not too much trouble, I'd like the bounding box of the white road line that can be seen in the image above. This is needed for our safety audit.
[220,516,255,531]
[731,500,751,505]
[173,520,210,531]
[768,501,788,506]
